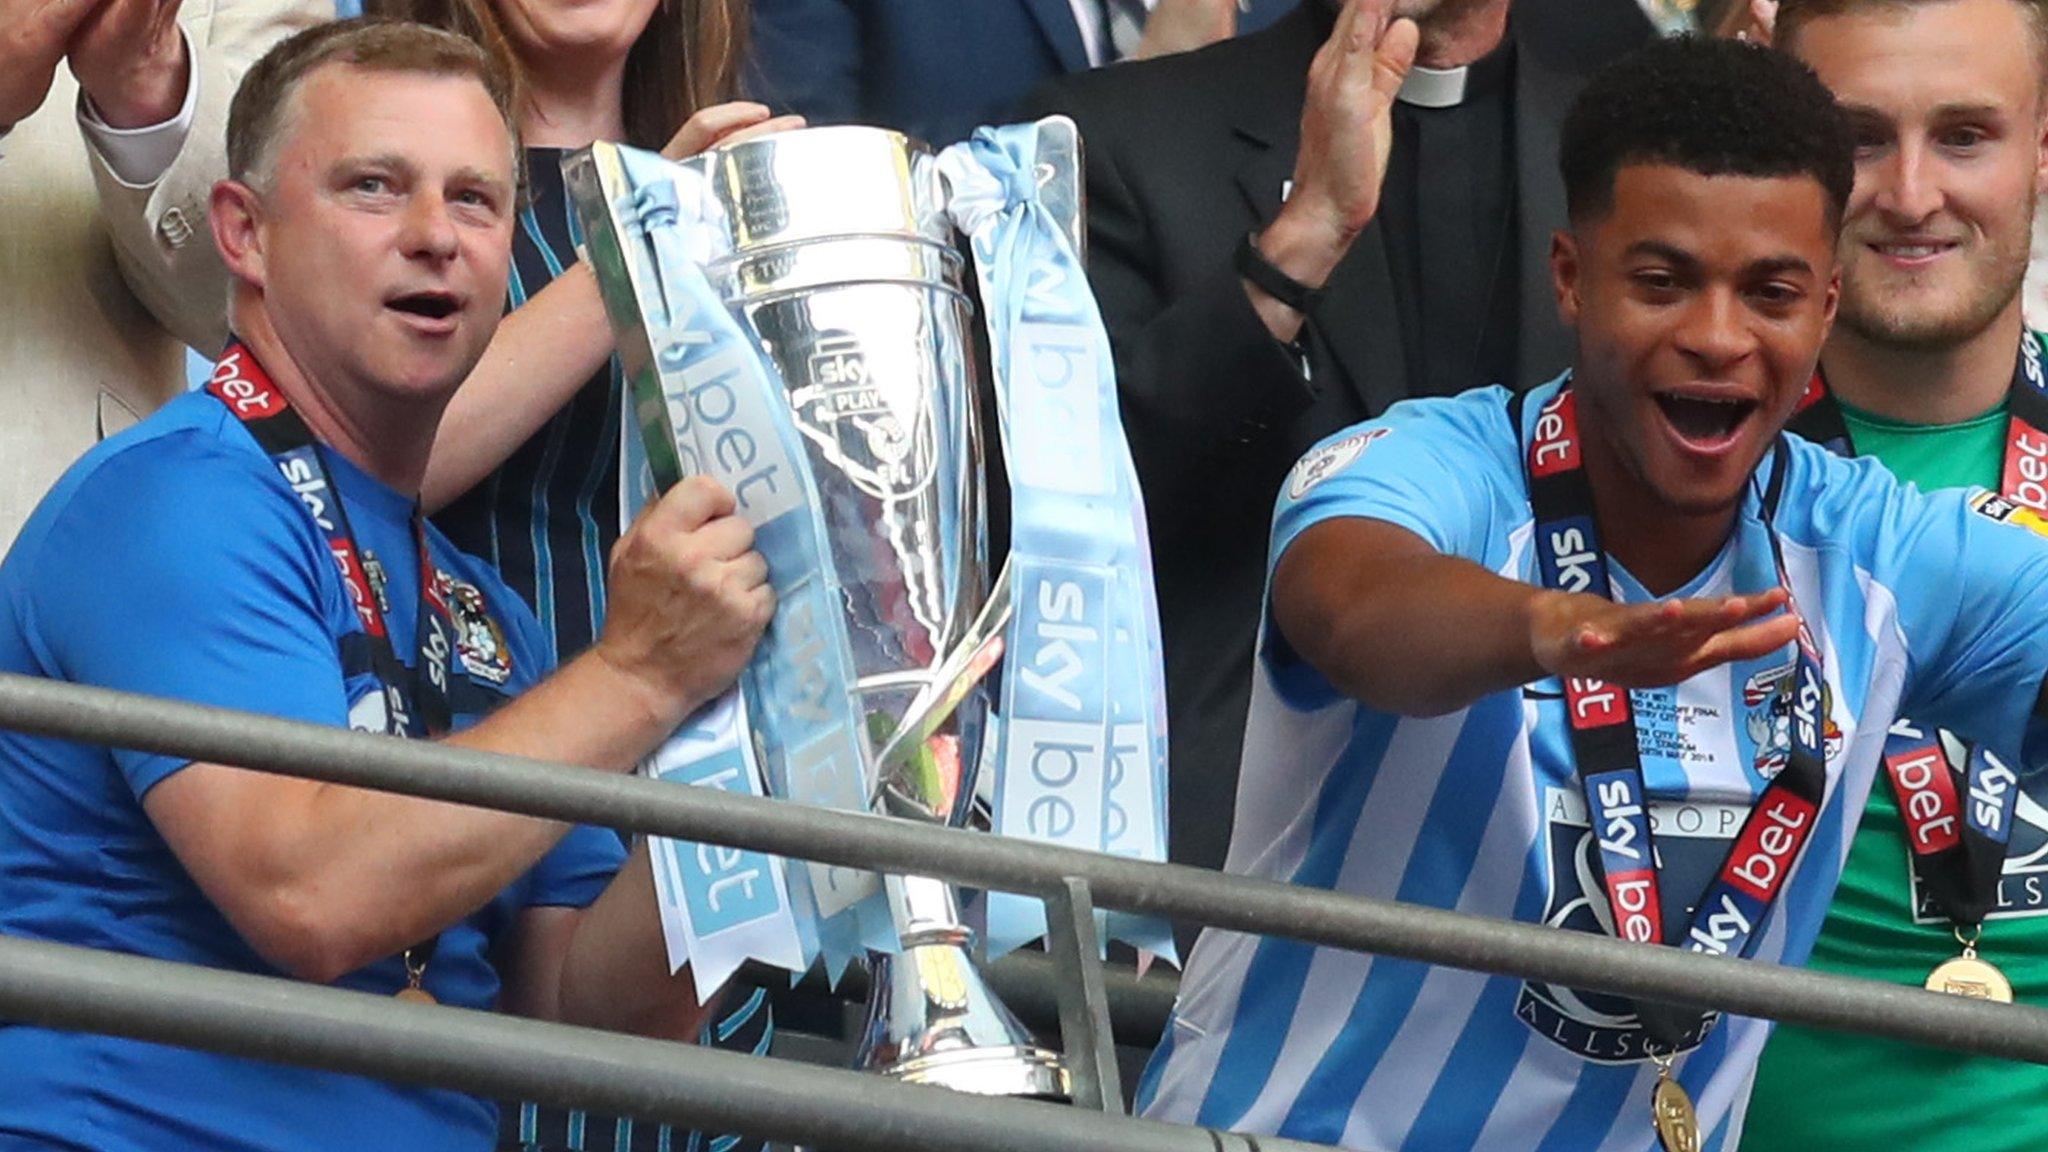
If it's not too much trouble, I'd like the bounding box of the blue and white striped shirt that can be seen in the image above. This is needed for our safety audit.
[1138,380,2048,1151]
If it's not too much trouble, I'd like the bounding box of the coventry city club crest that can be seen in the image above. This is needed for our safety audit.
[1517,787,1744,1062]
[1743,660,1842,783]
[437,572,513,686]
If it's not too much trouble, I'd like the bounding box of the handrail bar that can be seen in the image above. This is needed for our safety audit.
[0,932,1333,1152]
[0,671,2040,1066]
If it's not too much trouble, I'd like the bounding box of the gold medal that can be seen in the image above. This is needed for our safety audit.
[1650,1054,1700,1152]
[394,984,437,1005]
[1926,955,2014,1003]
[1926,925,2014,1004]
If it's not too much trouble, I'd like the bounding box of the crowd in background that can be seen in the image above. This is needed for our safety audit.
[3,0,2048,1150]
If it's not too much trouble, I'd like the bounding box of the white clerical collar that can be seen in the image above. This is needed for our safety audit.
[1398,64,1469,109]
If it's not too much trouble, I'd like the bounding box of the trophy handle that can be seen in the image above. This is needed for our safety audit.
[870,558,1013,818]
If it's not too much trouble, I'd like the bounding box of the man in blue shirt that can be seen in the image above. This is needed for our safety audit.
[0,19,772,1151]
[1142,35,2048,1152]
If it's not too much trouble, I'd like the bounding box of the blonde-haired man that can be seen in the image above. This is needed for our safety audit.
[1744,1,2048,1148]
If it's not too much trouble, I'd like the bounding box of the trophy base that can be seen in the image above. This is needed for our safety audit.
[855,941,1073,1103]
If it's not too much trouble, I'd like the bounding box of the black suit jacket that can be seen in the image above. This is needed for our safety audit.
[746,0,1295,147]
[1025,0,1652,874]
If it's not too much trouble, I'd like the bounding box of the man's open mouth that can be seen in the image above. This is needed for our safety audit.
[1653,391,1758,449]
[386,291,462,321]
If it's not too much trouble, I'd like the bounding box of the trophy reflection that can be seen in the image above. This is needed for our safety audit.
[568,122,1092,1100]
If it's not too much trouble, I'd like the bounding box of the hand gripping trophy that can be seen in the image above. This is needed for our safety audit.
[563,118,1171,1101]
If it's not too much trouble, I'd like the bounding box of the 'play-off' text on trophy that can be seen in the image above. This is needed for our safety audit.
[566,122,1100,1100]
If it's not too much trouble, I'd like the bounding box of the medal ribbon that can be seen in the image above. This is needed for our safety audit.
[205,340,454,993]
[1521,384,1825,1049]
[1787,332,2048,927]
[205,342,455,739]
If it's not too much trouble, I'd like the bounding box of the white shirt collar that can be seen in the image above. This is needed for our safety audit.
[1398,64,1470,109]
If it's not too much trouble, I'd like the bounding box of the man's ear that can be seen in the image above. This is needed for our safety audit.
[209,179,268,291]
[1550,228,1581,329]
[2034,106,2048,189]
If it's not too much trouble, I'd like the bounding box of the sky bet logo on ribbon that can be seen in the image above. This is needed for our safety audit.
[1585,770,1661,943]
[1003,564,1114,846]
[1686,792,1815,957]
[1531,389,1582,478]
[1885,726,1964,855]
[1565,677,1627,730]
[1915,789,2048,923]
[206,347,286,420]
[1519,788,1740,1062]
[1540,517,1602,596]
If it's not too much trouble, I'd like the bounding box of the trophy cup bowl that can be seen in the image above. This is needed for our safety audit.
[567,126,1073,1101]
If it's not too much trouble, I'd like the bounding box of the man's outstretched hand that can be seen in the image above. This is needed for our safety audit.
[1530,587,1799,689]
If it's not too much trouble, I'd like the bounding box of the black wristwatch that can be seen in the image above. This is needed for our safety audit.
[1235,229,1327,315]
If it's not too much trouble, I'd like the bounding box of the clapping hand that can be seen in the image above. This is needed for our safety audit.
[1275,0,1420,248]
[1530,587,1799,689]
[1,0,100,129]
[67,0,188,128]
[1245,0,1418,316]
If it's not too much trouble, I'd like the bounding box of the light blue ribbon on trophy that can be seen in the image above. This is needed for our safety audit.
[937,124,1174,961]
[610,147,885,996]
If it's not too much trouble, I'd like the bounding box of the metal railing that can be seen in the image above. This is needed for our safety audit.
[0,670,2045,1148]
[0,932,1304,1152]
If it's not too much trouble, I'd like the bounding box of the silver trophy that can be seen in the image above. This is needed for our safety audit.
[567,124,1089,1100]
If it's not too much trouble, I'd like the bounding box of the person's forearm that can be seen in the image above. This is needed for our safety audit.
[421,263,614,511]
[1242,207,1354,344]
[557,844,723,1038]
[82,34,188,128]
[1272,518,1794,716]
[1273,520,1550,716]
[176,651,696,982]
[339,652,688,943]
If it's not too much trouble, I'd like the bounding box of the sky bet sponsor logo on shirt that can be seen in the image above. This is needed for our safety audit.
[1517,788,1745,1061]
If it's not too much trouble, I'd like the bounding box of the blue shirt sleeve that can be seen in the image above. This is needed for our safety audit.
[19,433,347,799]
[1269,387,1518,569]
[524,826,627,909]
[1259,387,1521,710]
[1792,440,2048,773]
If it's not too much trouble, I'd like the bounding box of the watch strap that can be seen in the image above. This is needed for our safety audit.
[1235,230,1327,315]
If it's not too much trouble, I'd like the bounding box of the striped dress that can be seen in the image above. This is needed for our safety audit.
[434,145,775,1152]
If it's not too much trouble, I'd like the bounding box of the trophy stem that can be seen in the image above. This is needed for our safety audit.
[852,875,1071,1101]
